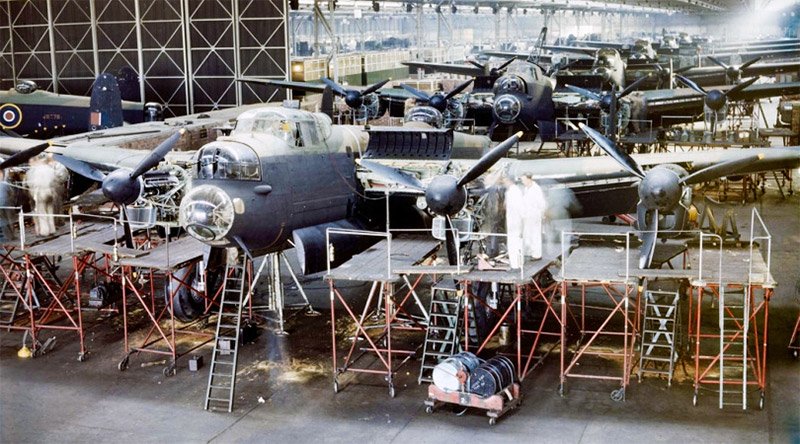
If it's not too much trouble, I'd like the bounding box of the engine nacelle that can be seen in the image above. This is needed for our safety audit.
[292,219,378,275]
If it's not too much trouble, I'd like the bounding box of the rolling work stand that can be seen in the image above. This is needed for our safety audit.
[326,233,438,398]
[687,212,775,410]
[425,382,522,426]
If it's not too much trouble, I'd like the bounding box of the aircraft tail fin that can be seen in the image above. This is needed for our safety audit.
[116,66,141,102]
[321,85,334,119]
[88,73,124,132]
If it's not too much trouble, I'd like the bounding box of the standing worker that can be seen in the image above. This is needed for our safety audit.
[504,175,524,268]
[520,174,546,260]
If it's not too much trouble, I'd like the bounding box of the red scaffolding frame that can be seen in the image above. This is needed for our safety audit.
[116,235,216,376]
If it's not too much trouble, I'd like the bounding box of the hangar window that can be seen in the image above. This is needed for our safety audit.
[196,143,260,181]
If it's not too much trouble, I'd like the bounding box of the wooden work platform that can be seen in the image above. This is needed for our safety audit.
[114,236,205,271]
[686,245,775,287]
[558,240,692,283]
[452,251,559,284]
[326,235,439,282]
[558,237,773,287]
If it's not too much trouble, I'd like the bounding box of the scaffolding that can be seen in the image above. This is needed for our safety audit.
[688,209,774,410]
[326,230,436,398]
[116,230,214,377]
[0,210,128,360]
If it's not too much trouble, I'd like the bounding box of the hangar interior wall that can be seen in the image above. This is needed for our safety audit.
[0,0,290,117]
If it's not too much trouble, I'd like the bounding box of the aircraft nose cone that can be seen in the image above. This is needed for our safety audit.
[179,184,235,244]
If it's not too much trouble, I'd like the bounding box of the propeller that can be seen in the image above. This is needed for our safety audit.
[579,123,762,269]
[566,74,651,138]
[54,129,185,206]
[321,77,389,110]
[706,55,762,83]
[675,74,759,112]
[468,57,516,76]
[0,142,52,170]
[359,131,523,264]
[400,78,474,113]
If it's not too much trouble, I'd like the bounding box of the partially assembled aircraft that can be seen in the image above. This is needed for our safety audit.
[0,73,157,138]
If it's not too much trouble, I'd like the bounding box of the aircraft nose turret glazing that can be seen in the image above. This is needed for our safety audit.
[493,94,522,124]
[179,184,235,245]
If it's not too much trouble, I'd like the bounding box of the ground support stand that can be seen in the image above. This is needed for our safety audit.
[116,236,214,377]
[425,383,521,426]
[327,235,438,397]
[558,280,640,402]
[789,308,800,360]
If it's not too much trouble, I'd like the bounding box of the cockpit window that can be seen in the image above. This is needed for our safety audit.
[196,143,260,181]
[494,74,527,94]
[233,110,332,148]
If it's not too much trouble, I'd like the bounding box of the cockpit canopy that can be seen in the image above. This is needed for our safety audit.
[195,142,261,181]
[494,74,528,95]
[232,108,332,147]
[404,106,444,128]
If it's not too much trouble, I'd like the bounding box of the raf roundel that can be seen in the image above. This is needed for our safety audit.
[0,103,22,130]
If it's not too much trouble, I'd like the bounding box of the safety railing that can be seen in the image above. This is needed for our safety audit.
[324,226,525,280]
[748,207,772,286]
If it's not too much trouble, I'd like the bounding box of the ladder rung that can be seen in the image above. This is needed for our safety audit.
[206,397,232,403]
[645,316,675,322]
[425,339,454,344]
[642,342,673,348]
[639,369,671,375]
[643,356,673,362]
[213,361,235,365]
[647,303,678,309]
[430,313,457,319]
[217,336,237,341]
[209,384,233,390]
[211,372,234,377]
[434,300,459,306]
[425,352,452,358]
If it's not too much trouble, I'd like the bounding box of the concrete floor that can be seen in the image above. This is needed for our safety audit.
[2,171,799,444]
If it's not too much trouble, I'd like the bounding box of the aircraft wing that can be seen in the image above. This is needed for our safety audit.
[706,47,800,62]
[402,61,485,77]
[481,50,529,60]
[573,40,629,50]
[542,45,596,57]
[743,61,800,77]
[237,78,326,93]
[639,81,800,119]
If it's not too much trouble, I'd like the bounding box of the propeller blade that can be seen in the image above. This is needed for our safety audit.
[618,73,651,99]
[400,84,431,101]
[320,77,348,96]
[362,78,390,95]
[738,56,762,71]
[52,154,107,182]
[444,78,474,100]
[467,60,486,70]
[129,129,185,179]
[722,76,759,100]
[456,131,522,187]
[120,205,134,249]
[638,207,658,269]
[566,84,603,102]
[675,75,707,96]
[680,154,764,185]
[496,58,516,72]
[706,55,729,70]
[444,215,458,266]
[579,123,645,179]
[0,142,51,169]
[674,65,695,74]
[358,159,425,191]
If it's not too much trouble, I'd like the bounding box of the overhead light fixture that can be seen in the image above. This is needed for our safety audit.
[451,4,457,13]
[406,3,412,12]
[372,1,379,12]
[474,5,479,13]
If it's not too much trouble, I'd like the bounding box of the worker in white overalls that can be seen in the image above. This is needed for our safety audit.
[504,176,524,268]
[520,174,546,260]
